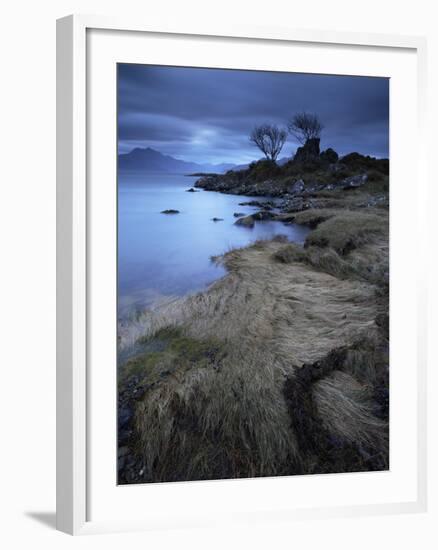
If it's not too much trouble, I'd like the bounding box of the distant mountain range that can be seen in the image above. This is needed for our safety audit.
[118,147,237,174]
[118,147,290,174]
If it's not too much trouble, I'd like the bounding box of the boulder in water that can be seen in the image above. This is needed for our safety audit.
[234,215,255,228]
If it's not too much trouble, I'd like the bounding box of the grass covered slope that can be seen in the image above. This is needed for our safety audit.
[118,190,389,482]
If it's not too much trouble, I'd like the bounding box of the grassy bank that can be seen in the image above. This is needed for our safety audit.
[118,181,389,482]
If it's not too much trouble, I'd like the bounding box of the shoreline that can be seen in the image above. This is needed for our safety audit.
[117,162,389,482]
[117,174,310,318]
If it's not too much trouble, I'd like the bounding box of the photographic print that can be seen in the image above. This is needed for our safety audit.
[117,64,389,485]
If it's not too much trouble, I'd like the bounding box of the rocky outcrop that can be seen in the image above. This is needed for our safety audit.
[293,138,320,163]
[195,174,290,197]
[340,152,389,175]
[342,174,368,189]
[161,209,180,214]
[287,179,305,194]
[252,211,276,221]
[193,148,388,211]
[234,210,277,228]
[281,196,314,213]
[234,215,255,228]
[320,148,339,164]
[238,200,276,209]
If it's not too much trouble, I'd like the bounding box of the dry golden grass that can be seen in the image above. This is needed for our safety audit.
[290,208,340,227]
[313,371,387,452]
[290,208,388,256]
[273,237,388,288]
[120,232,388,482]
[306,210,387,254]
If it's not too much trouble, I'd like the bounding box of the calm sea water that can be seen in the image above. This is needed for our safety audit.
[118,172,309,316]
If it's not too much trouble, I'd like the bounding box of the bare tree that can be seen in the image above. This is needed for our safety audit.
[287,112,323,144]
[249,124,287,162]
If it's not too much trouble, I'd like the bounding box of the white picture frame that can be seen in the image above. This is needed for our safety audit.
[56,14,428,535]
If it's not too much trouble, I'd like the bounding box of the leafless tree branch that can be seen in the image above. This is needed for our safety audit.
[287,112,323,145]
[249,124,287,161]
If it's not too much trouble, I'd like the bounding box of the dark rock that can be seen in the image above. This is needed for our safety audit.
[238,200,275,209]
[252,210,275,221]
[118,406,133,429]
[118,446,130,458]
[293,138,320,163]
[234,210,276,227]
[234,215,255,228]
[320,148,339,164]
[195,173,239,193]
[327,163,345,173]
[161,209,180,214]
[211,217,224,222]
[287,179,305,195]
[340,152,389,175]
[375,312,389,340]
[340,152,367,166]
[305,182,328,193]
[233,212,245,218]
[342,173,368,189]
[132,386,146,400]
[185,188,199,192]
[273,213,297,223]
[356,195,389,209]
[281,197,313,213]
[118,429,132,444]
[195,171,288,198]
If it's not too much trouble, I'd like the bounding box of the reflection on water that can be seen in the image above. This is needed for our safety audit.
[118,172,309,317]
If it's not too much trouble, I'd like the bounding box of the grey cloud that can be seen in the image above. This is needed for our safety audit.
[118,64,389,163]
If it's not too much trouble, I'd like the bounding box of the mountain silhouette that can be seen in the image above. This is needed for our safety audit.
[118,147,236,174]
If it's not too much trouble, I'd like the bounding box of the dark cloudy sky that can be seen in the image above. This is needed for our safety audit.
[118,64,389,164]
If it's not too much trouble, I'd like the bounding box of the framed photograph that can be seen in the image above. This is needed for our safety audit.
[57,15,427,535]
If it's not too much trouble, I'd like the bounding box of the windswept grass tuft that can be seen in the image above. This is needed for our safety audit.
[291,208,388,256]
[313,371,388,453]
[273,240,388,288]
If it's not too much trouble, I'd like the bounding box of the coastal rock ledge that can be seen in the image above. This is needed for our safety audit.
[194,152,388,201]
